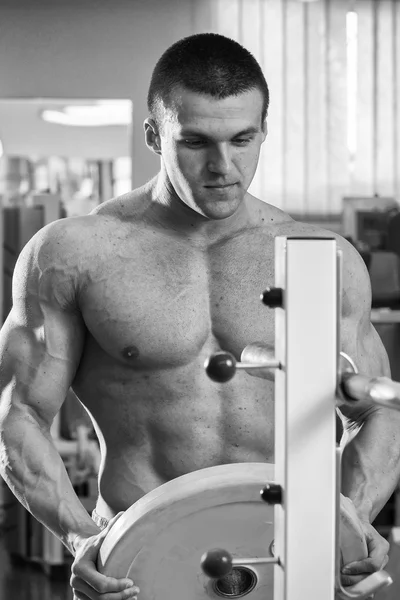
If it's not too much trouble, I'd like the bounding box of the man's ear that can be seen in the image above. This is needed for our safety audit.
[261,119,268,142]
[144,118,162,155]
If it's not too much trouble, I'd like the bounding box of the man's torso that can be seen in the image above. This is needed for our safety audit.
[68,191,320,517]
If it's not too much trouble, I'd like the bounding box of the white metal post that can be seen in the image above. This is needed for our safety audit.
[274,237,339,600]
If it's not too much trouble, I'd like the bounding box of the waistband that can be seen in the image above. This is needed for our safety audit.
[92,508,110,531]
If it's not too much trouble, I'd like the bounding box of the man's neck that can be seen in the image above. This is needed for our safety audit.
[144,174,252,246]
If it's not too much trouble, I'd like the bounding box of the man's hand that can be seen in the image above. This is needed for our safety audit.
[70,513,140,600]
[340,519,389,587]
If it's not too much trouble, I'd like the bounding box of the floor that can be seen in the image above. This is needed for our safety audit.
[0,536,73,600]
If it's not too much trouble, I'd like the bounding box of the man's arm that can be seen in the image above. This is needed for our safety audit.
[338,237,400,522]
[0,222,101,555]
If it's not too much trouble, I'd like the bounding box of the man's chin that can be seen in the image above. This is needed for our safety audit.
[198,200,243,220]
[194,190,244,216]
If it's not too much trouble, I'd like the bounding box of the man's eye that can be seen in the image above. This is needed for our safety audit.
[234,138,251,145]
[184,140,206,147]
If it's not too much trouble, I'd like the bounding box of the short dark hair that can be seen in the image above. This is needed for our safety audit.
[147,33,269,130]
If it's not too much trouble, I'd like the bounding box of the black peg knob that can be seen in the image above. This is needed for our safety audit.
[200,548,233,579]
[261,483,283,505]
[261,288,283,308]
[205,352,237,383]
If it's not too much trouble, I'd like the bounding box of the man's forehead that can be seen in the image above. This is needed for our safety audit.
[169,86,262,113]
[163,86,264,132]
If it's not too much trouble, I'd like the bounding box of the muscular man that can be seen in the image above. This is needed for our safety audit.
[0,33,399,600]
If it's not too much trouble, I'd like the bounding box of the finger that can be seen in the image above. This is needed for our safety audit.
[368,542,390,568]
[72,569,137,596]
[343,533,389,573]
[74,592,91,600]
[340,571,367,587]
[74,554,136,595]
[73,594,138,600]
[365,529,390,556]
[342,559,376,575]
[73,577,140,600]
[342,554,388,575]
[73,591,138,600]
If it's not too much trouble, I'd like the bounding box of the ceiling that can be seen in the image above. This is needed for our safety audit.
[0,98,132,160]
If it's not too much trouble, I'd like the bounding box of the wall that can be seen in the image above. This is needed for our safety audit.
[205,0,400,213]
[0,0,212,187]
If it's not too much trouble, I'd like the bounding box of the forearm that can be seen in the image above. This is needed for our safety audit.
[341,409,400,522]
[0,407,101,555]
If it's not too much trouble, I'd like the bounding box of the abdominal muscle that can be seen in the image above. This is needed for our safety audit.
[75,361,275,520]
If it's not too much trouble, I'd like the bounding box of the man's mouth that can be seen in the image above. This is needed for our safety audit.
[205,183,237,188]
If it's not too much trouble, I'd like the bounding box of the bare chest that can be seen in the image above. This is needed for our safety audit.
[80,231,275,367]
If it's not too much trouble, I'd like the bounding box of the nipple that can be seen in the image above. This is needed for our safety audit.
[122,345,140,360]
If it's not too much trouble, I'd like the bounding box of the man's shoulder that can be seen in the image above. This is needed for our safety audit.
[12,217,95,311]
[250,196,292,226]
[25,214,103,256]
[32,192,142,251]
[273,218,369,291]
[15,214,110,287]
[271,217,349,248]
[38,187,150,254]
[261,213,364,268]
[250,198,340,236]
[252,201,337,238]
[92,188,147,221]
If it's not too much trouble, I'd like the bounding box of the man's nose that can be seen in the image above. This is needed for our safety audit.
[207,144,232,175]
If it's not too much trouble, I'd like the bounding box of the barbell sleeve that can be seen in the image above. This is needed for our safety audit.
[341,373,400,412]
[239,361,280,370]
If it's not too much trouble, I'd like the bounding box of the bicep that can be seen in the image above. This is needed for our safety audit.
[340,239,390,378]
[0,229,85,429]
[339,238,390,423]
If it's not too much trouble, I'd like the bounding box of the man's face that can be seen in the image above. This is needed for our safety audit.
[158,86,267,220]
